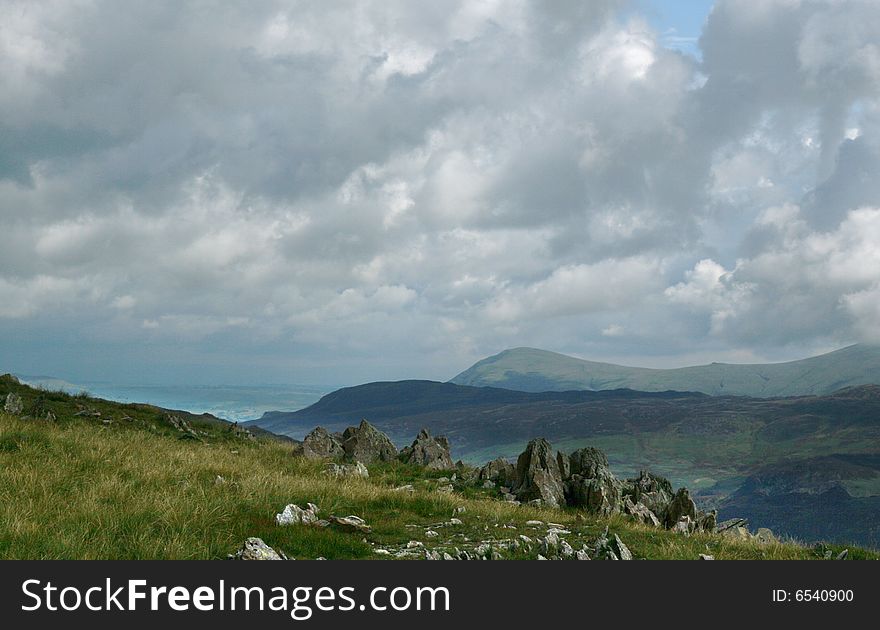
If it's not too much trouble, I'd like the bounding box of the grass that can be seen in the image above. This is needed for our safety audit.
[1,409,876,560]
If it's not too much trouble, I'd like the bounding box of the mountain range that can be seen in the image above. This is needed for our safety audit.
[250,344,880,547]
[450,344,880,397]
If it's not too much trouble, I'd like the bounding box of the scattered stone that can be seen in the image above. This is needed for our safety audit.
[576,549,591,560]
[393,484,415,492]
[720,525,752,542]
[525,520,544,527]
[328,515,372,533]
[324,461,369,479]
[374,549,391,556]
[399,428,454,470]
[425,530,439,538]
[406,540,424,548]
[437,484,454,494]
[214,475,226,485]
[231,537,285,560]
[341,420,398,464]
[4,392,24,415]
[835,549,849,560]
[593,529,633,561]
[698,554,715,560]
[560,540,574,558]
[276,503,320,526]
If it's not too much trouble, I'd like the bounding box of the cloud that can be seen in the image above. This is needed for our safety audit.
[1,0,879,384]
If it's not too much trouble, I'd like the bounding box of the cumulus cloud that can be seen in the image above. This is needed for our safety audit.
[1,0,879,384]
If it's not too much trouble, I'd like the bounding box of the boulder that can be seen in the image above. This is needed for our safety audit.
[569,447,610,478]
[512,438,566,508]
[231,537,285,560]
[478,457,515,486]
[275,503,321,526]
[623,497,661,527]
[665,488,697,529]
[295,426,345,460]
[341,420,398,463]
[324,461,369,479]
[566,473,621,514]
[624,471,674,522]
[4,392,24,415]
[754,527,777,545]
[399,428,454,470]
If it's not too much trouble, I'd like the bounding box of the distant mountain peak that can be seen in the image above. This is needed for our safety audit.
[450,344,880,398]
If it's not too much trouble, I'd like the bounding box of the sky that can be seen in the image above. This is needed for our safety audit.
[2,0,880,387]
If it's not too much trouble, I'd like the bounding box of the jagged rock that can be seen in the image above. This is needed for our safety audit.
[399,428,454,470]
[715,517,748,533]
[478,457,515,486]
[276,502,320,526]
[665,488,698,529]
[295,426,345,460]
[593,529,633,561]
[569,447,610,478]
[559,540,574,558]
[566,473,621,514]
[672,515,693,535]
[540,531,560,555]
[512,438,566,507]
[231,537,285,560]
[4,393,24,415]
[328,515,372,533]
[341,420,398,463]
[623,497,662,527]
[324,461,369,479]
[556,451,571,479]
[624,471,674,521]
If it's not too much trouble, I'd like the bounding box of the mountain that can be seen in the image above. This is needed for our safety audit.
[449,344,880,397]
[251,380,880,546]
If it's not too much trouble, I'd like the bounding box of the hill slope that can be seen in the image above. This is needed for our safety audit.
[4,374,855,560]
[449,344,880,397]
[251,380,880,547]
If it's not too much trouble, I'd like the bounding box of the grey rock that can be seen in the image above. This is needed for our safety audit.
[328,515,372,533]
[341,420,398,464]
[399,428,454,470]
[232,537,285,560]
[699,554,715,560]
[556,451,571,479]
[593,529,633,561]
[665,488,697,529]
[295,426,345,460]
[512,438,566,508]
[4,392,24,415]
[623,497,661,527]
[754,527,777,545]
[276,502,320,526]
[478,457,515,486]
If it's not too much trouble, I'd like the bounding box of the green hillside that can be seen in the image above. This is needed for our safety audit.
[2,374,867,560]
[450,344,880,397]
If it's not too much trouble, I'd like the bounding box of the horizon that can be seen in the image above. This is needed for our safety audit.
[3,0,880,386]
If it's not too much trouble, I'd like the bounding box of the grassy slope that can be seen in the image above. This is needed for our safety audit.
[0,404,875,560]
[450,344,880,397]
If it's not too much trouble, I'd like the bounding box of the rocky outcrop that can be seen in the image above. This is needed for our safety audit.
[295,426,345,460]
[399,428,453,470]
[4,392,23,415]
[341,420,398,464]
[512,438,566,507]
[494,438,717,534]
[478,457,515,486]
[565,447,622,515]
